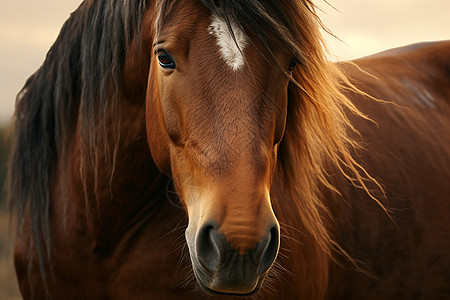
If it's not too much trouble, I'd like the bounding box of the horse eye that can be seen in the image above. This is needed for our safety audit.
[288,59,298,72]
[157,52,176,69]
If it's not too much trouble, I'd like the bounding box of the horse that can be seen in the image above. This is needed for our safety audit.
[7,0,450,299]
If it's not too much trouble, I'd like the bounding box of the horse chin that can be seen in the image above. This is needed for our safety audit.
[192,267,265,296]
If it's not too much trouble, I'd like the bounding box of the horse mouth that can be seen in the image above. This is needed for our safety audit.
[193,268,265,296]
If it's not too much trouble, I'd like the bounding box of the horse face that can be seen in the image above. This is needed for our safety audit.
[146,2,292,295]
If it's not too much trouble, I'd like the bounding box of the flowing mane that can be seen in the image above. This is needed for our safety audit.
[8,0,149,286]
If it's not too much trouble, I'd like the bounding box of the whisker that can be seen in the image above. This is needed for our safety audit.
[279,220,306,237]
[280,233,305,246]
[155,219,187,243]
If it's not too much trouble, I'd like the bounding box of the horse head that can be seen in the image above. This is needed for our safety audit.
[144,1,296,295]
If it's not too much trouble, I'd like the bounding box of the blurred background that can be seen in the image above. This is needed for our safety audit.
[0,0,449,298]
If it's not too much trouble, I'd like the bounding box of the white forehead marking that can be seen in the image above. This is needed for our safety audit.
[208,14,248,71]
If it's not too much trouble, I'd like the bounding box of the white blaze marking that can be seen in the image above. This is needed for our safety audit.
[209,14,248,71]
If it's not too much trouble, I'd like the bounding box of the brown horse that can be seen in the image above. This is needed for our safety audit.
[8,0,450,299]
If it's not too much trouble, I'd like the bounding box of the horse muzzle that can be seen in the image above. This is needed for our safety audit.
[187,221,280,295]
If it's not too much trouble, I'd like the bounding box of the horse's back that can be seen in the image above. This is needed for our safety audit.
[350,40,450,106]
[331,41,450,299]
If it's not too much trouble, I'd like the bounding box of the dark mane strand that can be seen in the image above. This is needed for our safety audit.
[7,0,148,292]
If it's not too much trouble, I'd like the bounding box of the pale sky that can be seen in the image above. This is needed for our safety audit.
[0,0,449,124]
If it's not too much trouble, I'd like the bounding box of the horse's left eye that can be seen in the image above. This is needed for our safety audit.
[288,59,298,72]
[157,52,176,69]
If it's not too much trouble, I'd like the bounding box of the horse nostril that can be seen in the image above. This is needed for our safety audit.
[196,222,280,276]
[258,224,280,273]
[196,224,222,272]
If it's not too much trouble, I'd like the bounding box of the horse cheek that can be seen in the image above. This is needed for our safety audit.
[145,68,172,175]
